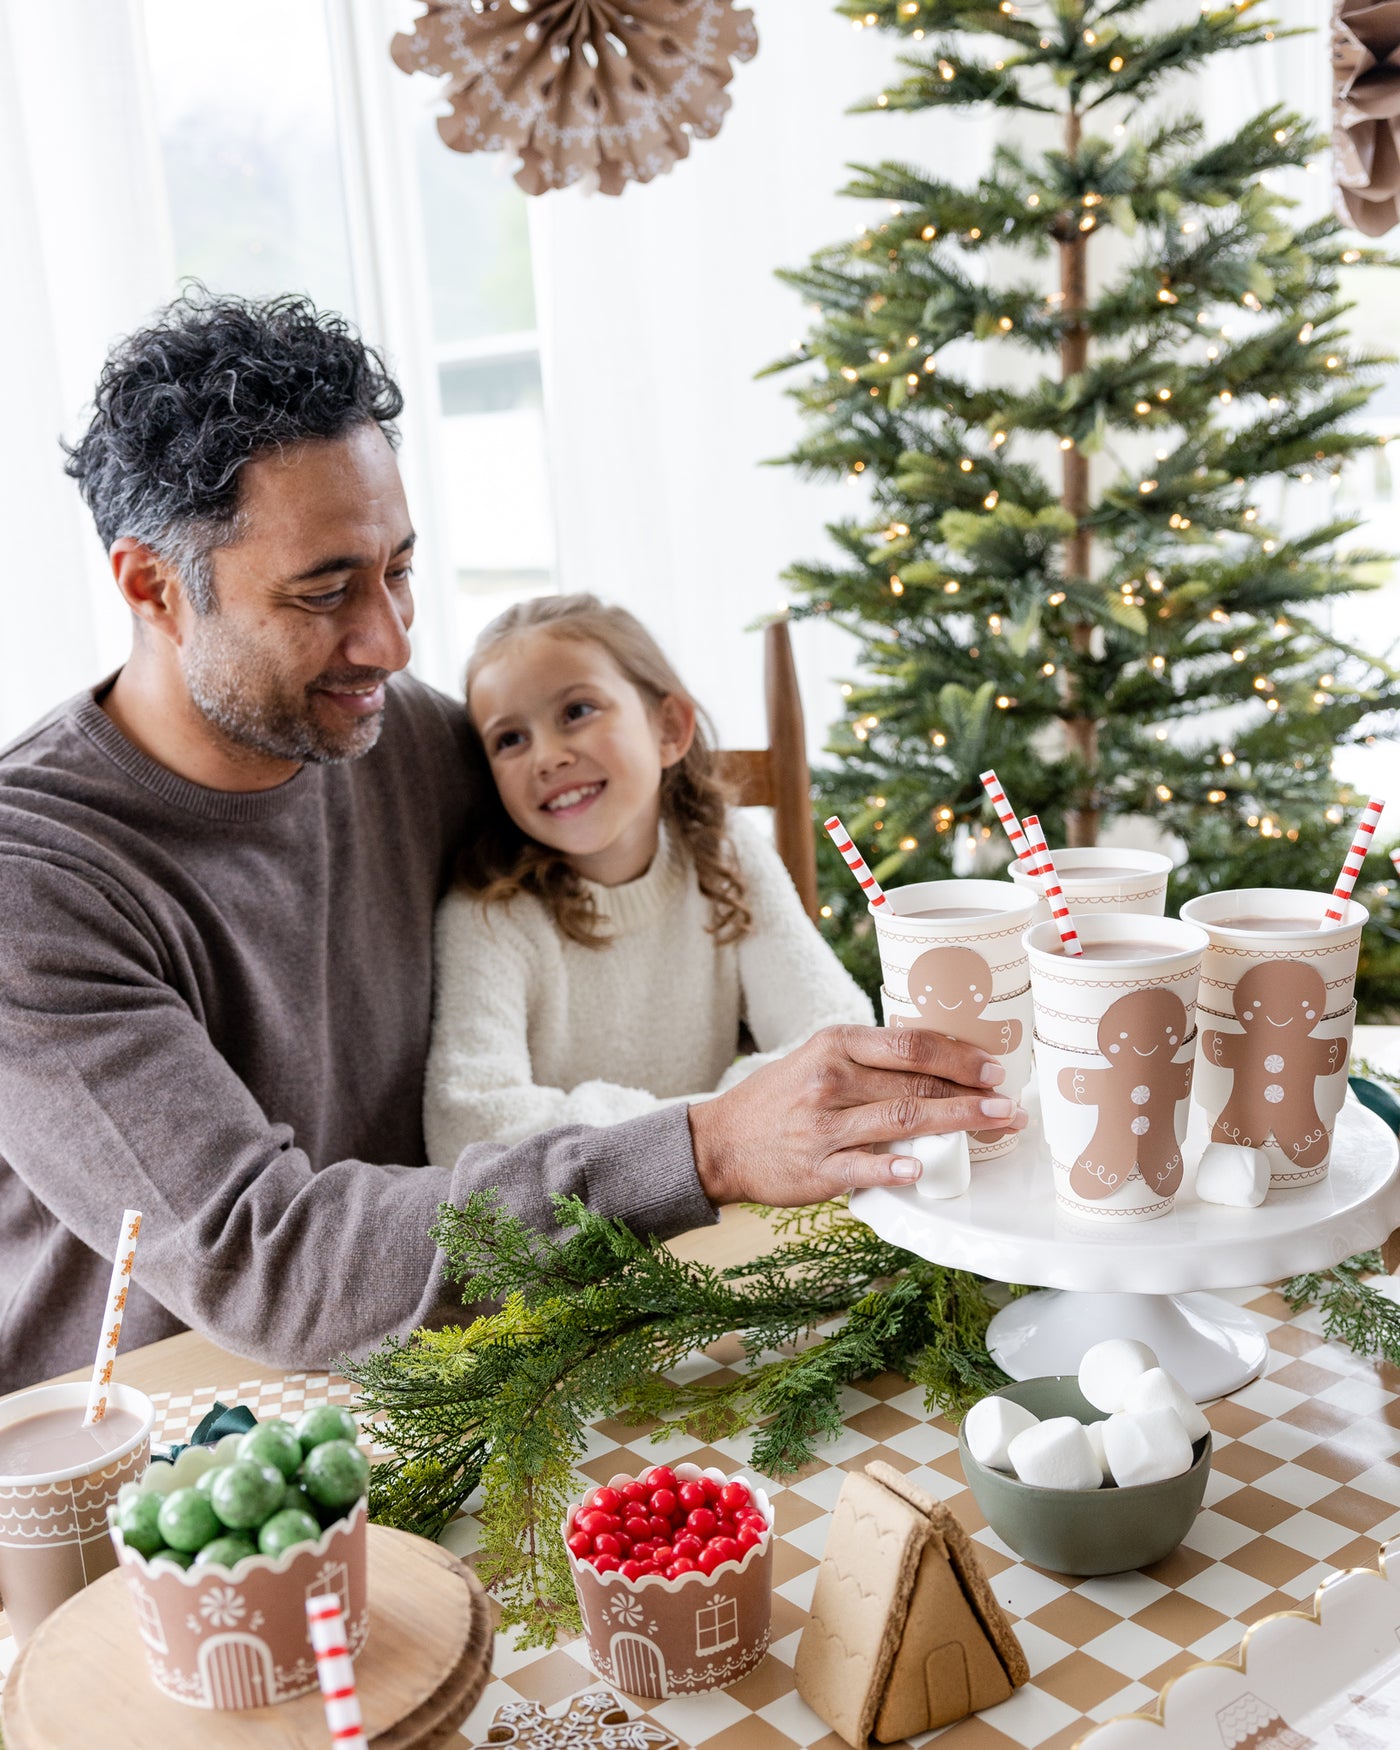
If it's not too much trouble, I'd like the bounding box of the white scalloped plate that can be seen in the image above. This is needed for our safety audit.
[1076,1535,1400,1747]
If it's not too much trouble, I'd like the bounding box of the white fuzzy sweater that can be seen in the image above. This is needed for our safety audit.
[424,812,873,1163]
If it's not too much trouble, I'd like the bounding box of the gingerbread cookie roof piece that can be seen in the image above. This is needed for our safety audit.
[474,1687,679,1747]
[795,1459,1028,1747]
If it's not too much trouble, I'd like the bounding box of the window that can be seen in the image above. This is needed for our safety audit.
[138,0,555,686]
[695,1595,739,1655]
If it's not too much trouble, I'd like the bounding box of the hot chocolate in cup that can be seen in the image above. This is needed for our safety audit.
[0,1380,154,1646]
[1026,914,1209,1224]
[873,881,1037,1173]
[1008,847,1172,926]
[1179,889,1364,1190]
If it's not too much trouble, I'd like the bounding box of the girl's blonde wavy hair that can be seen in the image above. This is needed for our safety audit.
[460,593,753,948]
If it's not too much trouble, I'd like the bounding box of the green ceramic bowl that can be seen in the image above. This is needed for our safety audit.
[958,1375,1211,1576]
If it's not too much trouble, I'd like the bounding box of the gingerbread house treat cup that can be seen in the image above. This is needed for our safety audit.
[872,880,1036,1157]
[1180,890,1364,1190]
[564,1462,774,1700]
[1027,915,1209,1224]
[0,1381,154,1648]
[107,1434,369,1710]
[1008,847,1172,926]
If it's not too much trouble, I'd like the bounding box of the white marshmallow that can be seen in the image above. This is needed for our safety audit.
[1102,1407,1194,1488]
[908,1130,971,1199]
[1122,1367,1210,1444]
[1195,1142,1270,1208]
[1078,1338,1158,1414]
[1007,1417,1102,1491]
[1084,1418,1111,1483]
[963,1396,1039,1472]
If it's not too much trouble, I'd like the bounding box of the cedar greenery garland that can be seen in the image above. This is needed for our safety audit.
[342,1190,1011,1645]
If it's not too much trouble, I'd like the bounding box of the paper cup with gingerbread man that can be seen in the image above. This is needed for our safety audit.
[872,880,1038,1187]
[1027,914,1210,1224]
[1179,889,1363,1200]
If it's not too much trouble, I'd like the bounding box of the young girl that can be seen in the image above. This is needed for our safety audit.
[423,593,873,1163]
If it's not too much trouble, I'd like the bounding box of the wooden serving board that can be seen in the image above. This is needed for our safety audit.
[0,1525,492,1749]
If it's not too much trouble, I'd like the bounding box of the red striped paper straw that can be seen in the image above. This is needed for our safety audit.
[979,769,1039,872]
[1024,815,1083,956]
[307,1595,367,1749]
[1323,797,1385,924]
[83,1209,141,1426]
[824,815,890,909]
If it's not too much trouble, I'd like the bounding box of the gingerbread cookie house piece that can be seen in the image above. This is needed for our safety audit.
[795,1460,1028,1746]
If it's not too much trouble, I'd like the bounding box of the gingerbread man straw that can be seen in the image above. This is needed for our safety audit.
[824,816,889,909]
[82,1208,141,1426]
[1323,797,1384,924]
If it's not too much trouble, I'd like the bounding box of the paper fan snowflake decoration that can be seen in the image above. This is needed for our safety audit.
[1333,0,1400,235]
[391,1,759,197]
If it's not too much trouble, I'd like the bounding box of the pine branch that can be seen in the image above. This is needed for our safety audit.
[345,1194,1009,1645]
[1280,1252,1400,1369]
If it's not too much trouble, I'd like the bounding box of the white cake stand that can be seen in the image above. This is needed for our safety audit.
[850,1087,1400,1401]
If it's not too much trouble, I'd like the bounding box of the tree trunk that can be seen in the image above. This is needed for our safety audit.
[1058,107,1100,846]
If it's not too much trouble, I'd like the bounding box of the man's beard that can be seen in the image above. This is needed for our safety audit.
[183,616,387,765]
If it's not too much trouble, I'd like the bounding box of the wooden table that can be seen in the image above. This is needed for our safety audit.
[6,1156,1400,1748]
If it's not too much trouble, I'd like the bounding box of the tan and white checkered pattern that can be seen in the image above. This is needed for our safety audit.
[5,1283,1399,1749]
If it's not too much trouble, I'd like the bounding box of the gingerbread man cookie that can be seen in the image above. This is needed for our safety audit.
[905,946,1023,1055]
[1201,963,1347,1171]
[476,1688,679,1748]
[1056,989,1193,1201]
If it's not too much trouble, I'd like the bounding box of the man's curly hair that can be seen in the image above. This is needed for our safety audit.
[63,287,404,612]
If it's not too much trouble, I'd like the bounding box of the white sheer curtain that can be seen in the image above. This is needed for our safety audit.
[0,0,173,743]
[527,2,995,755]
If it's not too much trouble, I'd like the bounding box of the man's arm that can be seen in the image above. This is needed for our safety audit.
[0,858,712,1372]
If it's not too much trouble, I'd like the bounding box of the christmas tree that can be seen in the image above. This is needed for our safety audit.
[769,0,1400,1006]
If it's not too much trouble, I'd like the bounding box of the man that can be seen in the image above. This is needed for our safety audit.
[0,292,1023,1394]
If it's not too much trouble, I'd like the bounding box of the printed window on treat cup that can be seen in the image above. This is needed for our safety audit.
[696,1596,739,1655]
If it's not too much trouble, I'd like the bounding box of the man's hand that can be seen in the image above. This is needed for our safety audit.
[687,1023,1026,1207]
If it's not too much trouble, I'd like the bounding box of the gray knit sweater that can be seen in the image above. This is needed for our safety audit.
[0,676,712,1394]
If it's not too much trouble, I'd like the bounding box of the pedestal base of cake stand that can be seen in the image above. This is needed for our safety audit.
[850,1090,1400,1403]
[985,1289,1270,1400]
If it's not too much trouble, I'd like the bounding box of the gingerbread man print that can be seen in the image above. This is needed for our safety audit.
[1202,963,1346,1171]
[1057,989,1193,1200]
[905,946,1023,1055]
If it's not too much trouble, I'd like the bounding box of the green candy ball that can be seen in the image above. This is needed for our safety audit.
[237,1420,303,1482]
[149,1547,195,1570]
[209,1460,286,1532]
[295,1404,358,1455]
[280,1480,317,1515]
[116,1490,166,1559]
[300,1439,370,1513]
[194,1467,220,1495]
[156,1487,222,1554]
[257,1507,321,1559]
[195,1534,258,1571]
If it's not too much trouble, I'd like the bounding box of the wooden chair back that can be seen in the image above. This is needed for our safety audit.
[712,620,820,922]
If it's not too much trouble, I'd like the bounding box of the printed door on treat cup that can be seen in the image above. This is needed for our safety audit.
[610,1631,668,1697]
[199,1632,275,1708]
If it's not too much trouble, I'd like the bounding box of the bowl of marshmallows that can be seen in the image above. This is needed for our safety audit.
[958,1339,1211,1576]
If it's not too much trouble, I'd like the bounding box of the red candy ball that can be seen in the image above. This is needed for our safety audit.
[578,1509,617,1539]
[593,1532,623,1558]
[720,1482,751,1513]
[567,1531,592,1558]
[647,1487,678,1520]
[686,1507,718,1539]
[673,1533,702,1559]
[644,1466,678,1492]
[677,1480,708,1513]
[708,1536,740,1567]
[666,1557,698,1577]
[587,1486,622,1515]
[621,1480,649,1507]
[619,1559,648,1580]
[737,1522,765,1551]
[592,1554,620,1574]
